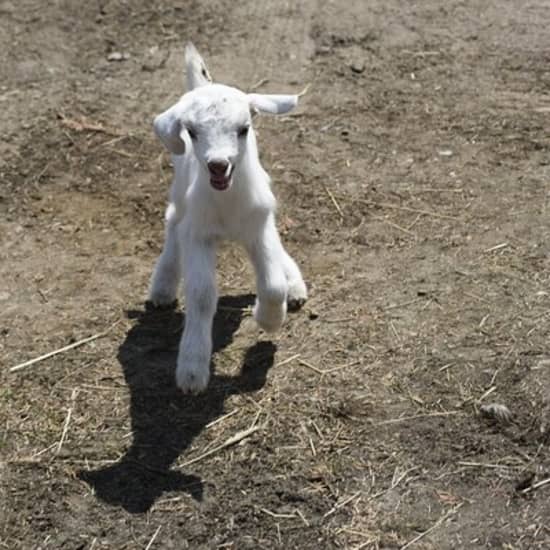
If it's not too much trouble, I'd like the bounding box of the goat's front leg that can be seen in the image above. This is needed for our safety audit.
[176,237,217,394]
[247,217,289,333]
[149,203,183,307]
[281,248,308,311]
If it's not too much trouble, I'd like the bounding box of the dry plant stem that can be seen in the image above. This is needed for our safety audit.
[205,408,240,429]
[275,353,301,368]
[260,508,296,520]
[325,317,356,323]
[384,298,423,311]
[477,386,497,402]
[298,358,362,376]
[58,113,123,136]
[144,525,162,550]
[375,410,463,426]
[485,242,509,253]
[57,389,78,454]
[352,197,459,220]
[179,425,260,468]
[294,508,310,527]
[400,503,464,549]
[298,359,325,375]
[248,77,269,91]
[368,467,418,501]
[322,182,344,218]
[458,461,516,470]
[297,83,311,97]
[324,359,362,374]
[371,214,417,237]
[520,477,550,494]
[323,491,362,519]
[10,323,117,372]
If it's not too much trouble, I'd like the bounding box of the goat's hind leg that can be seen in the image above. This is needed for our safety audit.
[148,203,183,307]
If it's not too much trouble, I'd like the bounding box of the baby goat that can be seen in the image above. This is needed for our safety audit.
[149,43,307,394]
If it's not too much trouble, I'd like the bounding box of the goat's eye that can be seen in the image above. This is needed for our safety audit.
[237,126,249,138]
[187,127,197,140]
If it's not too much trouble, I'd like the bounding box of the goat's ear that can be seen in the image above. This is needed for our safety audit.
[153,105,186,154]
[247,94,299,115]
[185,42,212,91]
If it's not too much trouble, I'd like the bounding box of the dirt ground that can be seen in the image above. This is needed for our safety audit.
[2,0,550,548]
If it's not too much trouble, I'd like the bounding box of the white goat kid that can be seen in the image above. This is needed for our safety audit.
[149,43,307,394]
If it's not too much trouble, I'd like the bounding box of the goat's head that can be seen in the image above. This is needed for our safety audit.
[153,43,301,191]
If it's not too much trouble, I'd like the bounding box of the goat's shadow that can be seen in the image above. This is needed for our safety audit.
[78,294,276,513]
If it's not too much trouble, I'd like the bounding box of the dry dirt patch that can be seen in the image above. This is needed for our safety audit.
[2,1,550,548]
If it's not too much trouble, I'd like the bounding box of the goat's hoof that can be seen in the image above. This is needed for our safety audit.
[147,287,179,309]
[176,362,210,394]
[253,304,285,333]
[287,296,306,312]
[287,280,307,312]
[146,298,178,311]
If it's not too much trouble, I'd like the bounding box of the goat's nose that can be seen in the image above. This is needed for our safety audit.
[207,160,230,176]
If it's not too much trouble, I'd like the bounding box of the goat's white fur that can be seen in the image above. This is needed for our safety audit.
[149,43,307,394]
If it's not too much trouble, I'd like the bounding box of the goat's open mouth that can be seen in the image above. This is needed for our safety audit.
[209,166,233,191]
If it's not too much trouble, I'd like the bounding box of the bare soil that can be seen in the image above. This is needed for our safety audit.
[2,1,550,548]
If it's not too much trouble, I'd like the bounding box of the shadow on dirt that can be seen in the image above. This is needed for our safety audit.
[79,294,276,513]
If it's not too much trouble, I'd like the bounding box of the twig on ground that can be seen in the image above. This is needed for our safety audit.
[324,360,362,374]
[260,508,297,520]
[295,508,310,527]
[375,410,463,426]
[353,197,459,220]
[384,298,423,311]
[458,461,517,470]
[520,477,550,494]
[58,113,124,136]
[371,214,417,237]
[477,386,497,403]
[260,505,308,526]
[324,491,362,519]
[298,358,362,376]
[325,317,357,324]
[438,363,455,372]
[400,503,464,549]
[95,135,130,149]
[10,322,118,372]
[275,353,301,368]
[145,525,162,550]
[484,242,509,253]
[205,408,240,429]
[57,389,78,454]
[297,83,311,97]
[248,78,269,91]
[179,425,260,468]
[322,182,344,218]
[298,359,325,375]
[368,466,420,501]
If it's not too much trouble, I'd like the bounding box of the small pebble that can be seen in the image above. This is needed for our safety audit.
[107,52,130,62]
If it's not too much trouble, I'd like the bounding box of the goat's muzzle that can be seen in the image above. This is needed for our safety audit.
[207,160,233,191]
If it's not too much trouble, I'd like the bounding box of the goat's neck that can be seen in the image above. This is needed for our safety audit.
[236,130,267,184]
